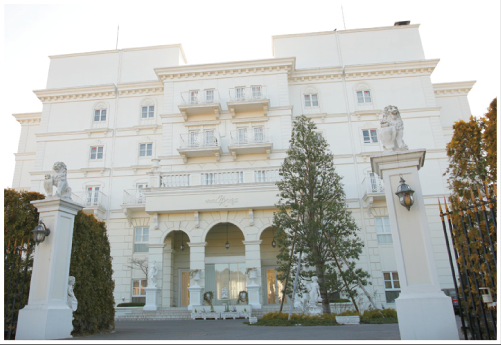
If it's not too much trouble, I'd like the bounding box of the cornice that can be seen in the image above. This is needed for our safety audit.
[433,81,476,97]
[155,57,295,82]
[34,84,116,103]
[36,130,88,137]
[14,152,36,157]
[117,81,164,97]
[183,120,221,127]
[343,59,439,80]
[13,112,42,124]
[115,125,160,134]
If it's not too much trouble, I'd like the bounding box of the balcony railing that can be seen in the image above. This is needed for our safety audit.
[254,169,281,183]
[180,90,220,105]
[179,132,220,149]
[201,171,244,185]
[123,189,146,205]
[228,86,267,102]
[363,174,385,194]
[161,174,190,187]
[72,190,107,209]
[229,129,270,146]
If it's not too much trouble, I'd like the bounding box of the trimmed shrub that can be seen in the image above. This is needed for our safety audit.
[360,308,398,324]
[337,309,360,316]
[256,312,339,326]
[70,211,115,335]
[381,308,397,318]
[330,298,351,303]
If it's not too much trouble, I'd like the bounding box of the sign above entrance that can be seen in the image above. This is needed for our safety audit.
[205,195,239,207]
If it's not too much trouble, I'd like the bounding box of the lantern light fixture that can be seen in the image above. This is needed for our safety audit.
[225,223,230,249]
[180,232,185,251]
[33,218,50,245]
[271,238,276,248]
[395,175,415,211]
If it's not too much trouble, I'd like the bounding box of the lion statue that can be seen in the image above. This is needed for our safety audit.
[43,161,72,199]
[379,105,408,152]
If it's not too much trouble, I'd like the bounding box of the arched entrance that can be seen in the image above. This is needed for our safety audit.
[259,227,286,306]
[204,222,246,305]
[163,230,191,307]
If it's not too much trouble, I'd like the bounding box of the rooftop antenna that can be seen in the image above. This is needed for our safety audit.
[115,25,119,50]
[341,6,347,30]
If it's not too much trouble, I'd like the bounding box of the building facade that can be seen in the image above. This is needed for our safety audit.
[12,22,475,310]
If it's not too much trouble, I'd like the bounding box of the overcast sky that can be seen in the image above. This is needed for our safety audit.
[1,0,499,189]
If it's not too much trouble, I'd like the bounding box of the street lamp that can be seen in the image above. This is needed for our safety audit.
[33,218,51,245]
[225,223,230,249]
[395,175,415,211]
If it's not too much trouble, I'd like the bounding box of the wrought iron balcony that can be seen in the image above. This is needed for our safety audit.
[227,86,269,117]
[178,89,222,120]
[177,131,222,162]
[123,189,146,205]
[228,128,273,159]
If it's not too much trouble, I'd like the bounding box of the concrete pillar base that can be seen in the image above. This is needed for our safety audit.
[396,292,459,340]
[16,305,73,340]
[247,284,261,310]
[188,285,204,311]
[143,287,161,311]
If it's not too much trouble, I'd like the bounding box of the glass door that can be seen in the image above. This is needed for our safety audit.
[264,268,287,305]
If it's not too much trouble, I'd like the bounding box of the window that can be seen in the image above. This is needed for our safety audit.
[134,227,149,252]
[237,128,247,144]
[251,86,262,99]
[141,106,154,118]
[139,143,153,157]
[357,90,372,104]
[90,146,104,160]
[235,87,245,100]
[204,130,215,146]
[304,94,319,107]
[136,184,148,203]
[189,90,199,104]
[383,272,400,303]
[376,217,392,244]
[205,89,214,103]
[362,129,378,143]
[189,131,200,147]
[132,279,147,303]
[94,109,107,122]
[253,126,264,143]
[86,186,100,206]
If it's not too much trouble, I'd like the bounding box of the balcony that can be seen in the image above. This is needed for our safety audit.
[227,86,270,117]
[177,131,222,162]
[228,129,273,159]
[178,90,222,120]
[123,189,146,205]
[72,190,107,220]
[362,174,385,205]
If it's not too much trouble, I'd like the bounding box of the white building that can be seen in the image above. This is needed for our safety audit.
[12,21,475,311]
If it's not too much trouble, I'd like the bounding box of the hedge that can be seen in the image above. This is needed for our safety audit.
[3,190,115,337]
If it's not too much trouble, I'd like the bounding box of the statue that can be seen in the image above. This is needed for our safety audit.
[148,260,158,287]
[379,105,408,152]
[44,162,72,199]
[221,287,229,299]
[308,276,321,307]
[67,276,78,313]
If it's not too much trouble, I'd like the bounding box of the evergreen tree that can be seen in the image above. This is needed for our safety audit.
[273,115,369,314]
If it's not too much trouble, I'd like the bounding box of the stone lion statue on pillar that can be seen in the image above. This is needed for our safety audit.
[43,162,72,200]
[379,105,408,152]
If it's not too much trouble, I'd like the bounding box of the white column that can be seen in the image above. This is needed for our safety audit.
[162,243,174,307]
[187,241,207,311]
[16,198,83,340]
[371,149,458,340]
[143,243,164,311]
[243,240,262,309]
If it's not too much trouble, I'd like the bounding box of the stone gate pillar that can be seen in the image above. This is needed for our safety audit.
[371,149,458,340]
[16,197,83,340]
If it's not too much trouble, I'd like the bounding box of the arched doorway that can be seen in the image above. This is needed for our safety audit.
[204,222,246,305]
[259,227,286,306]
[163,230,190,307]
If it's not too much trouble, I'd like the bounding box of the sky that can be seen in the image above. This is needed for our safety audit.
[1,0,500,189]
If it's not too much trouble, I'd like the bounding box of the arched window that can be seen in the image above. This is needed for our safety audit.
[302,86,319,108]
[93,102,108,122]
[355,83,372,104]
[140,99,155,119]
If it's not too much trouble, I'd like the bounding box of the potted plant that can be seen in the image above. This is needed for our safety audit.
[202,291,219,319]
[245,267,258,285]
[222,306,239,320]
[189,269,202,285]
[239,307,250,319]
[191,308,203,320]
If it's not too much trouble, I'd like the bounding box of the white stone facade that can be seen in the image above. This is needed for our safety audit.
[12,23,475,309]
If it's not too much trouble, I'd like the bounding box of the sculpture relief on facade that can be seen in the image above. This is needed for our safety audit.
[67,276,78,314]
[379,105,408,152]
[43,162,72,200]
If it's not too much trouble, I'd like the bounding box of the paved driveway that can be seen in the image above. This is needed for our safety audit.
[68,320,401,341]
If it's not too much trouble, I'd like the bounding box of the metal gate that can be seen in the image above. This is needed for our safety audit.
[4,236,34,340]
[439,183,497,340]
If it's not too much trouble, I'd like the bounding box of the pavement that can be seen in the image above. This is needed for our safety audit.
[65,315,465,341]
[68,320,400,341]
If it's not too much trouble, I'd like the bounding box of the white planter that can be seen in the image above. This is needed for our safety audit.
[221,312,239,320]
[191,312,203,320]
[239,311,250,319]
[335,315,360,325]
[202,312,220,320]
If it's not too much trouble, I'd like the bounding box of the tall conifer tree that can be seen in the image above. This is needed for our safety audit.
[273,115,369,314]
